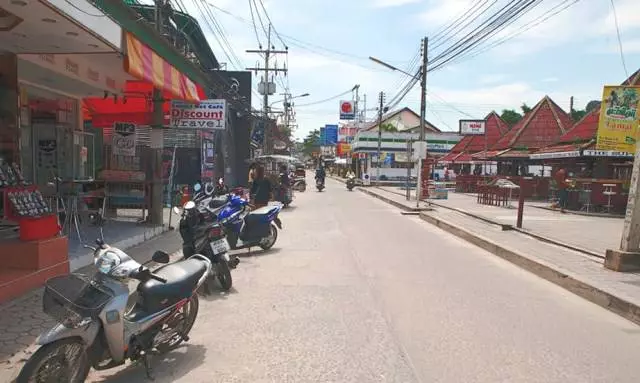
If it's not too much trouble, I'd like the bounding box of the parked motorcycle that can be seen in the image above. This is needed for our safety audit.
[175,196,237,293]
[17,239,211,382]
[216,194,282,252]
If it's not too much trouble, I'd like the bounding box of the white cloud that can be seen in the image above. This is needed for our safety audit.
[419,0,472,25]
[542,77,559,83]
[372,0,422,8]
[478,74,507,85]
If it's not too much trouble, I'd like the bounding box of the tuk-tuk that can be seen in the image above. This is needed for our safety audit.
[295,165,306,178]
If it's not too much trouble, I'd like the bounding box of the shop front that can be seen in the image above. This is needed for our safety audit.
[0,0,128,302]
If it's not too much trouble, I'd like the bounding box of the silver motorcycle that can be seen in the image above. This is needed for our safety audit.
[17,239,212,382]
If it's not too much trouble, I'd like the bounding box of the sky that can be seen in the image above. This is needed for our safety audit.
[163,0,640,140]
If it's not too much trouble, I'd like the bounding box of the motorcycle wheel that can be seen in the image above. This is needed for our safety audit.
[259,224,278,250]
[299,184,306,192]
[154,294,199,353]
[17,338,90,383]
[216,259,233,292]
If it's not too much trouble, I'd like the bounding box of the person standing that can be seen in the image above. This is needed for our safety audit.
[250,165,272,209]
[248,162,257,187]
[554,167,569,213]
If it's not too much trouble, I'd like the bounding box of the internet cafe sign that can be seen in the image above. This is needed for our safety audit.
[170,99,226,130]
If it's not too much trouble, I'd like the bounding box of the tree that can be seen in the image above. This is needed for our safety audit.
[585,100,601,113]
[380,123,398,132]
[500,109,523,128]
[302,129,320,155]
[571,109,587,122]
[521,103,532,114]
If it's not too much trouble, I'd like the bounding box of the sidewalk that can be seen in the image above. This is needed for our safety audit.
[379,186,622,257]
[359,186,640,327]
[0,231,184,381]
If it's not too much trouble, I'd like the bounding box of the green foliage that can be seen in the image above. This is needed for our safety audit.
[500,109,523,128]
[380,123,398,132]
[302,129,320,155]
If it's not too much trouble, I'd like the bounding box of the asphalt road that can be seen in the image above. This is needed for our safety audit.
[89,177,640,383]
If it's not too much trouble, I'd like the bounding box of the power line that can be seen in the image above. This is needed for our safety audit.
[438,0,582,70]
[295,88,354,107]
[429,92,477,118]
[251,0,269,38]
[256,0,288,49]
[610,0,629,79]
[430,0,499,52]
[247,0,263,47]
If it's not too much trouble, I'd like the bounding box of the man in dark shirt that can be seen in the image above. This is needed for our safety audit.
[250,165,272,209]
[554,167,569,213]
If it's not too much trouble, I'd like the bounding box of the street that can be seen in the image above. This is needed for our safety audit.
[86,177,640,383]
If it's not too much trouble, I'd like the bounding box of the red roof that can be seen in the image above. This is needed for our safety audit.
[492,96,572,151]
[448,111,509,154]
[622,69,640,86]
[557,108,599,143]
[440,152,461,162]
[471,150,507,159]
[535,143,585,154]
[496,149,531,159]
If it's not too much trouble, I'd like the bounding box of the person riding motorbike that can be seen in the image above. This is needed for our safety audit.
[315,166,326,183]
[346,169,355,179]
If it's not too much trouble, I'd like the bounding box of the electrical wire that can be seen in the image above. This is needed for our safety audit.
[433,0,582,71]
[64,0,106,17]
[609,0,629,79]
[256,0,288,49]
[431,0,496,50]
[295,88,355,107]
[247,0,263,47]
[251,0,269,38]
[428,92,477,118]
[197,0,244,69]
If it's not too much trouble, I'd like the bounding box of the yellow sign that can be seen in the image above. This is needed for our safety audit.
[596,86,640,152]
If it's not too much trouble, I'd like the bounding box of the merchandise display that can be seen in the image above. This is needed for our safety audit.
[7,189,51,217]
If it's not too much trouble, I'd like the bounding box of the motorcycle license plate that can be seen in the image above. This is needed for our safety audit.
[210,239,229,255]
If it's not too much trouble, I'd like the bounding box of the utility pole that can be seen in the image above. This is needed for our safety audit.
[376,91,385,185]
[362,94,367,124]
[150,0,166,225]
[606,143,640,271]
[415,37,428,208]
[246,25,288,155]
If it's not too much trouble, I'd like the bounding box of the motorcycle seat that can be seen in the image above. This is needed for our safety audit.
[209,196,227,209]
[137,258,207,302]
[245,206,277,224]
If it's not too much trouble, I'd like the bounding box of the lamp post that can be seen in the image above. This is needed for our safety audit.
[370,37,428,208]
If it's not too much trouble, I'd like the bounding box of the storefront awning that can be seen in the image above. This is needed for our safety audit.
[124,32,201,103]
[83,80,207,128]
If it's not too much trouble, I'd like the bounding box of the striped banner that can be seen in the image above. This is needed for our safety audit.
[124,32,200,103]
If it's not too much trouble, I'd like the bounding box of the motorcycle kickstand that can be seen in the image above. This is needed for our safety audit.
[140,350,155,381]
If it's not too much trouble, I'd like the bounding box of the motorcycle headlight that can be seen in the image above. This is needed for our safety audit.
[95,251,121,274]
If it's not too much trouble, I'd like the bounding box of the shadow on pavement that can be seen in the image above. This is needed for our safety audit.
[91,343,206,383]
[201,286,239,302]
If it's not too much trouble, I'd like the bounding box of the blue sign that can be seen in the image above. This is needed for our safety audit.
[323,124,338,146]
[384,153,393,165]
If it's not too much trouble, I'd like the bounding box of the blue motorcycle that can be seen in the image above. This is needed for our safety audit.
[216,194,283,251]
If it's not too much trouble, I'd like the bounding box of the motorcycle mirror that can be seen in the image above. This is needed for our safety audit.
[193,183,202,192]
[151,250,170,264]
[172,206,181,215]
[184,201,196,210]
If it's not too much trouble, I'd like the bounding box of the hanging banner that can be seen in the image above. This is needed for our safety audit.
[595,86,640,152]
[170,99,226,129]
[339,100,355,120]
[201,130,216,179]
[112,122,136,156]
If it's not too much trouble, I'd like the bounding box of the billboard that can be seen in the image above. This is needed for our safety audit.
[170,99,226,129]
[459,119,486,135]
[208,71,253,106]
[596,86,640,153]
[319,124,338,146]
[338,125,358,143]
[339,100,355,120]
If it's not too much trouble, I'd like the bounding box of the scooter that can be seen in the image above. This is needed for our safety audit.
[17,239,211,382]
[216,194,282,252]
[346,177,355,191]
[316,178,325,192]
[174,195,238,293]
[275,185,293,207]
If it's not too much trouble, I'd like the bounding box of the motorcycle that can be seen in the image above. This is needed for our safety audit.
[346,176,355,191]
[316,178,325,192]
[216,194,282,252]
[175,194,238,293]
[17,239,211,381]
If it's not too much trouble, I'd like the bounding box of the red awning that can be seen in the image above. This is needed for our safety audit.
[83,80,206,128]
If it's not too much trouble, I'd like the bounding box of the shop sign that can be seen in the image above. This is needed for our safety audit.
[112,122,136,156]
[583,150,634,158]
[595,85,640,153]
[459,120,486,135]
[530,151,580,160]
[170,99,226,130]
[339,100,355,120]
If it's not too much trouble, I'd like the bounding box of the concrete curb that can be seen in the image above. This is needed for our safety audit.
[358,187,432,212]
[358,187,640,326]
[418,212,640,326]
